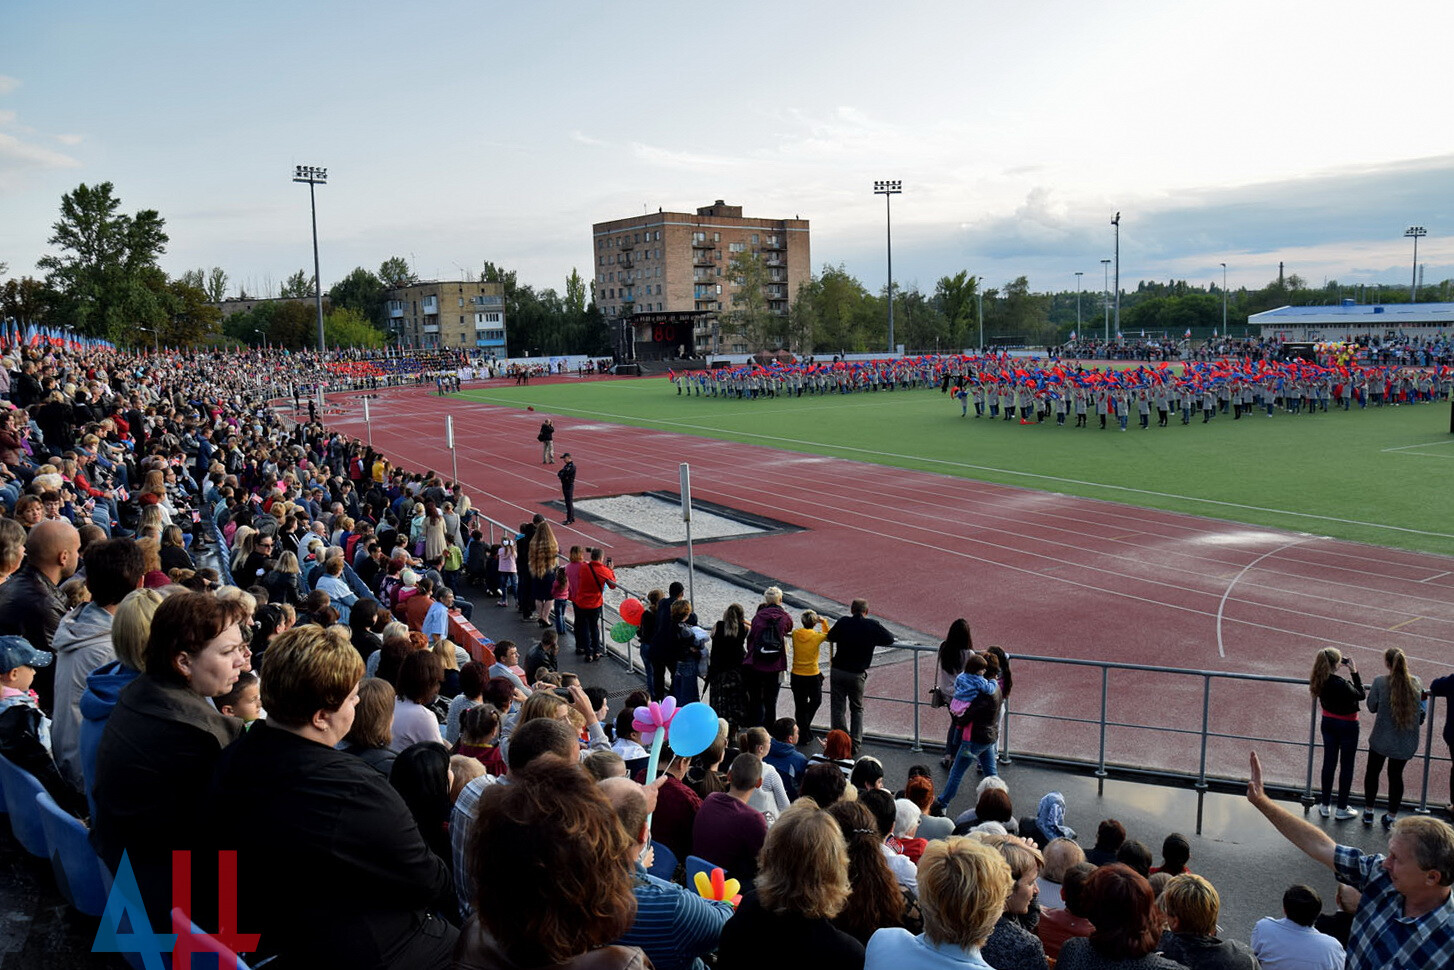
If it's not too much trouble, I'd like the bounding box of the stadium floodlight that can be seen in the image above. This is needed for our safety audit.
[292,164,329,352]
[873,181,902,354]
[1405,226,1427,301]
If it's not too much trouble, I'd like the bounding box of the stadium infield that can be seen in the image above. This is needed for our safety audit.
[320,374,1454,798]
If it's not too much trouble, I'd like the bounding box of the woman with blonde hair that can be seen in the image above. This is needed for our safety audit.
[263,550,305,607]
[1308,646,1366,819]
[78,587,165,808]
[718,800,863,969]
[230,525,257,575]
[529,520,559,626]
[979,834,1049,970]
[865,837,1012,970]
[1362,647,1424,827]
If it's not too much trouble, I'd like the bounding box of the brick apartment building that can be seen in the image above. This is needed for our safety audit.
[386,280,507,353]
[591,201,810,359]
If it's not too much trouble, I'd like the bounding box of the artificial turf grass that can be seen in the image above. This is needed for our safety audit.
[457,378,1454,558]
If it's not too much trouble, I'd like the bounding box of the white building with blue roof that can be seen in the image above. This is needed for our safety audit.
[1249,300,1454,341]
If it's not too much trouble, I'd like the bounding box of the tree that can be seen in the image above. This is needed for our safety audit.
[723,251,772,350]
[564,268,587,317]
[179,268,205,291]
[37,182,170,339]
[206,267,228,303]
[324,307,385,349]
[328,267,386,329]
[279,270,314,298]
[161,278,222,345]
[378,256,416,289]
[1,276,49,324]
[934,271,979,350]
[268,300,316,348]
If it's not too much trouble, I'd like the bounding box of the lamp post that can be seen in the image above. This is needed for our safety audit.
[1100,259,1111,342]
[873,180,901,354]
[974,276,984,352]
[1111,212,1121,341]
[292,164,328,353]
[1074,271,1084,334]
[252,328,268,352]
[1220,263,1227,337]
[136,326,158,354]
[1405,226,1427,301]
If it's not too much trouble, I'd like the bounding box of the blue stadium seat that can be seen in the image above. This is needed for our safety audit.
[170,907,256,970]
[685,854,718,885]
[0,755,48,857]
[35,790,107,916]
[647,840,677,882]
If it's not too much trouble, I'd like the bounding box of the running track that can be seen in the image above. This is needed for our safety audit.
[322,379,1454,796]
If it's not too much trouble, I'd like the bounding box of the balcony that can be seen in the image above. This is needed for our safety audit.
[423,324,440,334]
[693,254,714,267]
[762,238,785,251]
[765,256,785,268]
[691,237,713,249]
[619,237,635,250]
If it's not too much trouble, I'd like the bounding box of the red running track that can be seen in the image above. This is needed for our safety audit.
[321,379,1454,796]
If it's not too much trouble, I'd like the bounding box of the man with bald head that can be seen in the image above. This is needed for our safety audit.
[601,776,733,970]
[0,518,82,711]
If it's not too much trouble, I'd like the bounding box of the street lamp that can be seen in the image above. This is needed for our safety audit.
[1111,212,1121,341]
[975,276,984,351]
[292,164,328,353]
[873,180,902,354]
[1100,259,1111,342]
[252,327,268,352]
[1405,226,1427,301]
[1074,271,1084,334]
[1220,263,1227,337]
[136,326,158,354]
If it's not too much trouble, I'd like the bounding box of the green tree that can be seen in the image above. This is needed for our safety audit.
[1,276,50,324]
[206,267,228,303]
[379,256,416,288]
[269,300,316,348]
[564,268,587,317]
[324,307,386,348]
[161,277,222,345]
[933,271,979,350]
[279,270,314,298]
[328,267,386,329]
[723,251,772,350]
[37,181,170,339]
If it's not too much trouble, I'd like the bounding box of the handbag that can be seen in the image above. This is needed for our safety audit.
[928,686,948,709]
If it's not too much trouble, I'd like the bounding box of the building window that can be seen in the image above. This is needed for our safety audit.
[729,242,744,253]
[751,234,759,244]
[713,232,720,242]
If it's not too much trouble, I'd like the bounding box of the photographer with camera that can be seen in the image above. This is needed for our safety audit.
[1309,647,1366,820]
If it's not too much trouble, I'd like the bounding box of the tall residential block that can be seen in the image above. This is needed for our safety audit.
[385,280,507,353]
[591,200,810,358]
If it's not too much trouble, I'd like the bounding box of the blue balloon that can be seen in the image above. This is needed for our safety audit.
[668,702,719,758]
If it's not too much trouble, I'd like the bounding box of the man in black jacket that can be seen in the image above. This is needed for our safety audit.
[0,519,80,712]
[557,453,576,524]
[825,598,895,754]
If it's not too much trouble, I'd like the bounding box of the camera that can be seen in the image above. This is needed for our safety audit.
[553,687,574,701]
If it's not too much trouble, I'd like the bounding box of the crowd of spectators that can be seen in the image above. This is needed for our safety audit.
[0,340,1449,970]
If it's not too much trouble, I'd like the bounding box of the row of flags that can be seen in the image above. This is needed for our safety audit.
[0,320,117,354]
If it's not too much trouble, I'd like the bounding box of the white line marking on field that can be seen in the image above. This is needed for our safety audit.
[1216,538,1314,659]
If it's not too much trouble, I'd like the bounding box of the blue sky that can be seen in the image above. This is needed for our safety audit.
[3,0,1452,301]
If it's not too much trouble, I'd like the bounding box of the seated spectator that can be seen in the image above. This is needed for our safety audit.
[865,836,1012,970]
[809,728,855,776]
[450,755,485,802]
[216,670,261,725]
[906,774,954,840]
[862,788,917,894]
[1037,862,1096,961]
[957,782,1019,836]
[1037,837,1086,909]
[692,752,768,881]
[0,635,87,817]
[91,591,248,930]
[827,799,919,945]
[341,677,397,777]
[612,708,649,760]
[685,736,728,799]
[1157,873,1256,970]
[487,640,531,696]
[603,776,734,970]
[650,748,701,864]
[1152,833,1192,876]
[454,706,505,776]
[764,717,807,799]
[1250,884,1345,970]
[717,801,864,970]
[850,755,886,792]
[211,624,456,968]
[1020,791,1075,848]
[1116,839,1154,878]
[584,749,627,781]
[456,755,645,970]
[800,759,849,808]
[389,741,455,889]
[78,588,161,813]
[450,718,576,920]
[1057,864,1184,970]
[433,638,461,699]
[444,660,486,745]
[1087,818,1127,866]
[893,799,928,864]
[1312,883,1359,950]
[980,834,1049,970]
[390,649,445,752]
[740,726,791,820]
[525,629,559,683]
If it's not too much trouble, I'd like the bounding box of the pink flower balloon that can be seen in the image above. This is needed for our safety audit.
[631,696,678,744]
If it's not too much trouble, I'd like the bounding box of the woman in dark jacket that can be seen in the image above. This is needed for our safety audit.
[262,551,305,607]
[91,592,250,933]
[158,524,194,574]
[210,626,457,968]
[669,599,703,705]
[743,587,793,729]
[1309,646,1366,819]
[707,603,750,733]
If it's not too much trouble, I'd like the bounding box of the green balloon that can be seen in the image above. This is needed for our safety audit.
[609,621,638,643]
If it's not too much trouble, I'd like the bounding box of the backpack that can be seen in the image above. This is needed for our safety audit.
[750,617,786,660]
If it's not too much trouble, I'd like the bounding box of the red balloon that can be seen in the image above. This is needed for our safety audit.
[619,597,644,625]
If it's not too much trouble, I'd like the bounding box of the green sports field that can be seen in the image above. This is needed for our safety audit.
[458,378,1454,558]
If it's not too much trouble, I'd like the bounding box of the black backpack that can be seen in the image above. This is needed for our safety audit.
[750,619,786,659]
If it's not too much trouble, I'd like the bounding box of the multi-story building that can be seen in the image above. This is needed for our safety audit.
[591,200,810,358]
[385,280,507,353]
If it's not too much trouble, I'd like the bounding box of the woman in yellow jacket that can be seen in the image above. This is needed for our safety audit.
[790,610,830,745]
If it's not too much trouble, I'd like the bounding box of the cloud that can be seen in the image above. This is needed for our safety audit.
[54,134,83,146]
[629,141,743,171]
[0,76,18,96]
[0,132,81,170]
[570,131,605,147]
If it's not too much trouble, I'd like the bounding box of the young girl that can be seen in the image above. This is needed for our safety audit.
[496,539,517,607]
[217,671,262,727]
[454,705,506,776]
[550,566,569,635]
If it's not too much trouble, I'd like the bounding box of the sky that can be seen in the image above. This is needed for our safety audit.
[3,0,1454,304]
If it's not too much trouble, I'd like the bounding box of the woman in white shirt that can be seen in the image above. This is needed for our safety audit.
[390,649,445,753]
[741,726,791,820]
